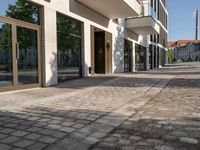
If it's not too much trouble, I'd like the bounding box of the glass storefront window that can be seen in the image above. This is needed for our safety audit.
[0,0,40,25]
[135,44,146,71]
[0,22,13,87]
[57,14,82,82]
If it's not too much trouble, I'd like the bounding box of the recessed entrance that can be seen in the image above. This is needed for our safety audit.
[0,17,41,92]
[91,26,112,74]
[135,44,146,71]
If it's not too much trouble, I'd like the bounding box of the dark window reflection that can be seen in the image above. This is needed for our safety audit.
[0,22,13,87]
[135,44,146,71]
[124,39,132,72]
[57,14,82,82]
[0,0,40,25]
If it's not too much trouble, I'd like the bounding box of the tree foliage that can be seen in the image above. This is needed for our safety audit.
[167,48,174,64]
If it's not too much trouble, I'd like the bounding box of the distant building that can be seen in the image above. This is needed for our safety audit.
[168,40,200,62]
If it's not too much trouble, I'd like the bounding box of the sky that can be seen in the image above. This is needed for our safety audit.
[168,0,200,42]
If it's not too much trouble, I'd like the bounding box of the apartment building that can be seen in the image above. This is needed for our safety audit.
[0,0,168,91]
[168,40,200,62]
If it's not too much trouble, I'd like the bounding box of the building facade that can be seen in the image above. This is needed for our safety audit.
[0,0,168,91]
[168,40,200,62]
[176,42,200,62]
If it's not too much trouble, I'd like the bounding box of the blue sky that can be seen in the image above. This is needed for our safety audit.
[168,0,200,41]
[0,1,15,16]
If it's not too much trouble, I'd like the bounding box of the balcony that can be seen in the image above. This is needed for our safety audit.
[125,1,160,35]
[76,0,141,19]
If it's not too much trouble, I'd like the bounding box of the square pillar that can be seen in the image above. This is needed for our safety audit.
[146,46,149,71]
[43,7,58,86]
[82,22,91,77]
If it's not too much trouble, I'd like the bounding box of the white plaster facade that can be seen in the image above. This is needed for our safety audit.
[26,0,168,87]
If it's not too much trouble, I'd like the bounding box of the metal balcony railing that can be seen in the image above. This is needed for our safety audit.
[143,2,158,20]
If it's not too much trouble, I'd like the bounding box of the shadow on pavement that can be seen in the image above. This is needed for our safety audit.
[0,105,200,150]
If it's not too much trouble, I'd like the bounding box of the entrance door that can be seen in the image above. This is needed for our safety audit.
[95,32,105,74]
[124,39,132,72]
[0,17,41,91]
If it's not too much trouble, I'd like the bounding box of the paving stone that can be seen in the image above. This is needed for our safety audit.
[172,131,188,137]
[48,124,62,129]
[180,137,199,144]
[27,127,42,132]
[3,123,18,128]
[119,139,131,145]
[12,148,25,150]
[0,143,12,150]
[1,136,21,144]
[73,123,85,129]
[70,131,88,140]
[39,118,51,123]
[91,132,107,139]
[61,121,75,127]
[14,139,34,148]
[163,135,177,141]
[49,120,62,124]
[147,139,164,145]
[129,135,142,141]
[12,131,29,137]
[51,131,66,138]
[1,128,16,134]
[38,129,55,136]
[82,136,99,145]
[16,125,29,130]
[28,142,47,150]
[25,133,41,140]
[59,127,75,133]
[0,133,8,139]
[27,117,40,121]
[38,136,58,144]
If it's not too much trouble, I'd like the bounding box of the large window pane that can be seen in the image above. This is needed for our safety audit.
[0,22,13,87]
[135,44,146,71]
[57,14,82,82]
[17,26,38,84]
[57,14,81,36]
[0,0,40,25]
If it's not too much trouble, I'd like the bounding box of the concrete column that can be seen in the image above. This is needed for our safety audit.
[154,46,157,68]
[82,22,91,77]
[132,42,136,71]
[146,46,149,70]
[43,7,57,87]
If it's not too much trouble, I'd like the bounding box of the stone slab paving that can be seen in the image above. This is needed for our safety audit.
[0,62,199,150]
[91,62,200,150]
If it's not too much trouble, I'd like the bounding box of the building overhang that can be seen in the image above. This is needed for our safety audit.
[126,16,160,35]
[76,0,141,19]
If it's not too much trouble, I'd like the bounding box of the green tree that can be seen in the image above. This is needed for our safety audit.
[167,48,174,64]
[5,0,39,24]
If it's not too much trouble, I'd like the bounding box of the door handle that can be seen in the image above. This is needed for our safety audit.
[16,43,19,61]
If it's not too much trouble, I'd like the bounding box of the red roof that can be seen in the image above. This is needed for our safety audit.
[168,40,200,48]
[167,41,175,47]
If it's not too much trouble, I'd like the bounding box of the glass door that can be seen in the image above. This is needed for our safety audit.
[16,26,39,85]
[0,17,41,91]
[0,21,13,87]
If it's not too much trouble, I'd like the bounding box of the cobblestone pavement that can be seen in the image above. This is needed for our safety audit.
[0,62,199,150]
